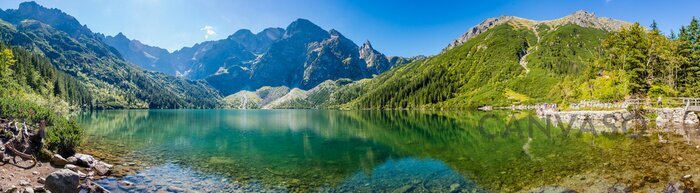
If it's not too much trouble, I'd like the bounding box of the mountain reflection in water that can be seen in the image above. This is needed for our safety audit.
[78,110,698,192]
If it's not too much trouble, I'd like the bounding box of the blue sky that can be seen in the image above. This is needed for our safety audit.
[1,0,698,57]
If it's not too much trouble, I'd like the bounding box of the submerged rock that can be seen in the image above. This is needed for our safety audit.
[45,169,80,193]
[93,161,113,176]
[449,183,461,192]
[391,185,415,193]
[81,182,110,193]
[167,186,185,192]
[525,186,578,193]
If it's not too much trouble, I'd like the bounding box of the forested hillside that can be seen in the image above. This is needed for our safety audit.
[0,2,222,109]
[325,13,700,109]
[0,41,85,155]
[0,42,90,112]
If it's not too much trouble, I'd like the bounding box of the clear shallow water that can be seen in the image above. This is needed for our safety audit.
[76,110,689,192]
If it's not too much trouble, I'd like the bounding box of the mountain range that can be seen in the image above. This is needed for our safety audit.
[9,1,682,110]
[102,19,417,95]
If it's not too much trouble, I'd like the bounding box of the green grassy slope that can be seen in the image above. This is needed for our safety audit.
[338,23,608,109]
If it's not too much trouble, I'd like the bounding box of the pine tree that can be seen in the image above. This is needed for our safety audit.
[670,30,677,40]
[650,20,659,32]
[676,18,700,96]
[603,23,651,96]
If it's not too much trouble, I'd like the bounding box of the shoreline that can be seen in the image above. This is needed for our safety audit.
[0,152,114,193]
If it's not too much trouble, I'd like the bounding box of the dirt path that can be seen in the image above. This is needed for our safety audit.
[0,160,57,191]
[519,26,540,74]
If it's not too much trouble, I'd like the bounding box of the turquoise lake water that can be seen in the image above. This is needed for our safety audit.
[76,109,684,192]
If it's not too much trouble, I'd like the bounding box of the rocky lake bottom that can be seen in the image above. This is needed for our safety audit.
[75,109,700,192]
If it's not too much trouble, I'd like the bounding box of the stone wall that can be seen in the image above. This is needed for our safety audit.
[655,108,700,126]
[536,108,699,134]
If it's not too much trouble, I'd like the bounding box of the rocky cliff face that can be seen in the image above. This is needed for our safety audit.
[0,1,92,37]
[227,27,284,54]
[205,19,410,95]
[100,33,171,72]
[546,10,630,31]
[100,18,412,95]
[359,40,393,74]
[446,10,630,50]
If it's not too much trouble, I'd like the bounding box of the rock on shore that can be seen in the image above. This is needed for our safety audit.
[45,169,81,193]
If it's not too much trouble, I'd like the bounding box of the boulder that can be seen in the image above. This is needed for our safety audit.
[73,153,96,167]
[45,169,80,193]
[51,154,68,166]
[65,164,79,172]
[93,161,113,176]
[66,156,78,165]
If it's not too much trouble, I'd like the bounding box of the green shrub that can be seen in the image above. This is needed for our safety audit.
[647,84,678,98]
[0,97,83,156]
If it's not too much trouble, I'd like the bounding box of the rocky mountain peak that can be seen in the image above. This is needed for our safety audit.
[446,16,517,50]
[328,29,341,37]
[259,27,285,40]
[284,18,329,41]
[358,40,392,73]
[227,28,284,54]
[17,1,40,10]
[361,40,373,50]
[3,1,90,36]
[572,10,592,17]
[231,29,255,39]
[359,40,375,59]
[545,10,629,31]
[446,10,630,51]
[114,32,128,40]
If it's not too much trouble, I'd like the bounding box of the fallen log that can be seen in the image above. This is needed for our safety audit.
[1,120,38,167]
[5,142,37,162]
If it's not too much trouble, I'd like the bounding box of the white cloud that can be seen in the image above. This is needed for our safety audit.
[200,25,217,39]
